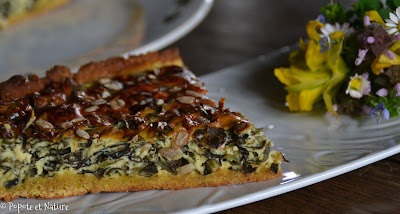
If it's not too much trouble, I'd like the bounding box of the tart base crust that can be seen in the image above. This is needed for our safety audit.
[0,167,282,202]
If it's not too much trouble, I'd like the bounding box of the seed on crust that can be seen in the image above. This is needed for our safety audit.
[84,105,99,112]
[59,121,73,129]
[178,164,195,175]
[153,69,161,75]
[116,99,125,107]
[192,82,203,87]
[176,96,195,104]
[110,100,119,110]
[174,129,190,148]
[93,99,107,105]
[70,117,85,123]
[76,129,90,140]
[148,74,157,80]
[98,78,111,85]
[101,91,111,99]
[137,75,146,82]
[156,99,164,106]
[140,143,152,153]
[159,147,183,161]
[185,90,204,98]
[35,119,54,129]
[169,87,181,92]
[104,81,123,90]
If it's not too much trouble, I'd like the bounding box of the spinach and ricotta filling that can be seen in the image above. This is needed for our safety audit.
[0,127,278,189]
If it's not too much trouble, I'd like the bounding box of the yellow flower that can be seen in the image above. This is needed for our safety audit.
[274,20,350,119]
[365,10,386,26]
[371,41,400,75]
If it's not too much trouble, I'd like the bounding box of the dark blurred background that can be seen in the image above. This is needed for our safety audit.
[172,0,352,75]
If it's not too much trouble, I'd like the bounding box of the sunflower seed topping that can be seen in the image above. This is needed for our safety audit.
[148,74,157,80]
[70,117,85,123]
[101,91,111,99]
[110,100,119,110]
[98,78,112,85]
[178,164,195,175]
[59,121,73,129]
[192,82,203,87]
[93,99,107,105]
[35,119,54,129]
[104,81,123,90]
[116,99,126,107]
[177,96,195,104]
[185,90,204,98]
[156,99,164,106]
[76,129,90,140]
[84,106,99,112]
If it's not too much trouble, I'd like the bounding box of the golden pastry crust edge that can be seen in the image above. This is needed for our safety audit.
[0,164,282,202]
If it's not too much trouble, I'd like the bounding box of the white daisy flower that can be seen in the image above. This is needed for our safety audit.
[319,22,354,52]
[385,7,400,35]
[345,73,371,99]
[320,22,355,39]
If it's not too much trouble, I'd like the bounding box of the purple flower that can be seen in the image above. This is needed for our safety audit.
[376,88,388,97]
[316,14,325,23]
[355,49,369,66]
[366,36,375,44]
[319,37,330,53]
[396,83,400,96]
[393,34,400,41]
[364,15,371,26]
[371,103,390,123]
[385,50,396,60]
[362,72,369,79]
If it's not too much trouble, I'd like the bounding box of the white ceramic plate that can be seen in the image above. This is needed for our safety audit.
[3,47,400,214]
[0,0,214,81]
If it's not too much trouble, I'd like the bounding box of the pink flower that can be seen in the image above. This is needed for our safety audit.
[396,83,400,96]
[364,16,371,26]
[385,50,396,60]
[376,88,388,97]
[355,49,369,66]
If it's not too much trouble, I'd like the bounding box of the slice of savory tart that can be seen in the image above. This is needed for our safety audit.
[0,0,72,29]
[0,49,284,201]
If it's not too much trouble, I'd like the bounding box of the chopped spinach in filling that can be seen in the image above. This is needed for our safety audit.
[0,128,276,189]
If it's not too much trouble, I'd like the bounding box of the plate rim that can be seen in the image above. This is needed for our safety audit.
[123,0,215,57]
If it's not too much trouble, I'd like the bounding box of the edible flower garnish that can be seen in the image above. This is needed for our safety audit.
[385,8,400,35]
[371,103,390,123]
[274,0,400,123]
[345,73,371,98]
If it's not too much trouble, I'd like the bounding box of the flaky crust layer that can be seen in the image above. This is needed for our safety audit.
[0,49,182,102]
[0,168,282,202]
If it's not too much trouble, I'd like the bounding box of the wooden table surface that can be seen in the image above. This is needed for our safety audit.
[171,0,400,213]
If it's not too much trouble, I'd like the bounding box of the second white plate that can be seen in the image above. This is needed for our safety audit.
[0,0,214,81]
